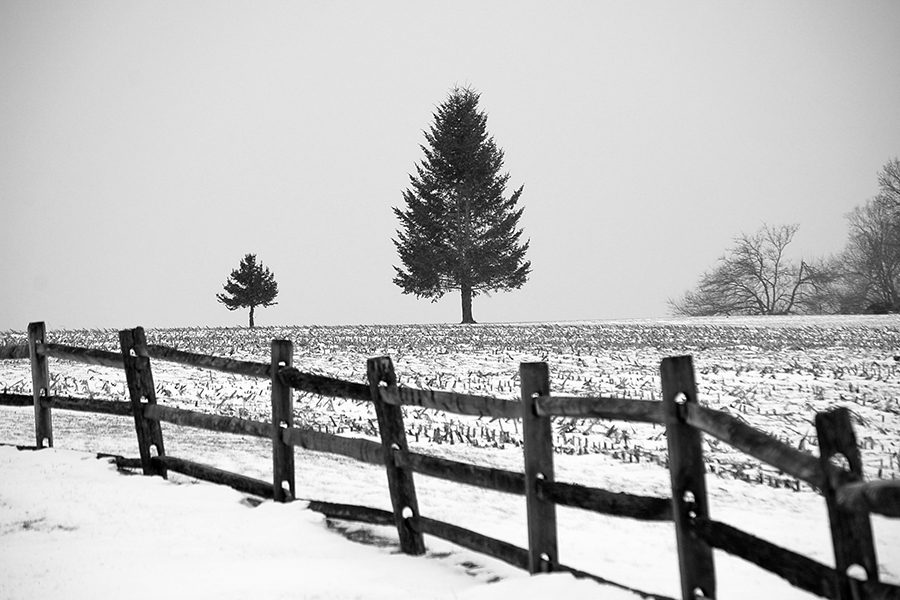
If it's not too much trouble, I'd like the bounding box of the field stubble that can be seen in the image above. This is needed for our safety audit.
[2,316,899,488]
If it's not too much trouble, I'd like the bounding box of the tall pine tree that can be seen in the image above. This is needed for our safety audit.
[216,253,279,328]
[393,87,531,323]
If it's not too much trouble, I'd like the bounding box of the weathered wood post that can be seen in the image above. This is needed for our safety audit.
[367,356,425,555]
[661,356,715,600]
[520,361,558,573]
[27,321,52,448]
[271,339,295,502]
[815,407,878,599]
[119,327,167,477]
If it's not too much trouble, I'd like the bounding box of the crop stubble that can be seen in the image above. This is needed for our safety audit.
[1,316,898,487]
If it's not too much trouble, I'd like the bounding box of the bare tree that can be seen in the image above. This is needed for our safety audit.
[877,157,900,208]
[670,224,831,316]
[839,198,900,312]
[831,158,900,313]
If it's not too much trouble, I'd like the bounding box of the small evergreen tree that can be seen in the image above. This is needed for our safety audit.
[393,87,531,323]
[216,253,278,328]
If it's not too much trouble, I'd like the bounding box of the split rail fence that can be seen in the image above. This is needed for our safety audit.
[1,321,899,600]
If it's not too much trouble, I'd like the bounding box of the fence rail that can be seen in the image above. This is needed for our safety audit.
[535,394,665,423]
[1,321,899,600]
[682,402,829,490]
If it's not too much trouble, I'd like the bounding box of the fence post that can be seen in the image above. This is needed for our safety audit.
[119,327,167,477]
[367,356,425,555]
[27,321,52,448]
[520,361,558,573]
[815,407,878,599]
[661,355,715,600]
[271,339,295,503]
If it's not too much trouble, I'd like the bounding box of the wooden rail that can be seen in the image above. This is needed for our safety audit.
[682,402,828,489]
[396,449,525,496]
[379,384,521,419]
[0,343,29,360]
[144,404,272,438]
[145,344,270,378]
[537,479,673,521]
[536,394,665,423]
[154,455,273,499]
[691,517,838,599]
[282,426,383,465]
[279,366,370,401]
[2,321,899,600]
[837,480,900,518]
[38,342,124,369]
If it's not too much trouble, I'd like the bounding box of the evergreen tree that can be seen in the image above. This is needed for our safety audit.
[216,253,278,328]
[393,87,531,323]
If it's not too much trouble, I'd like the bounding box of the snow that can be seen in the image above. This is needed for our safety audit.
[2,441,898,600]
[0,446,639,600]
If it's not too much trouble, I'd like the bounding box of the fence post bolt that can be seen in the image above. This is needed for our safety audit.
[119,327,167,477]
[816,407,878,599]
[661,355,715,600]
[27,321,52,448]
[520,361,558,573]
[271,339,295,502]
[367,356,425,555]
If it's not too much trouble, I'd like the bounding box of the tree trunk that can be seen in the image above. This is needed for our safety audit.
[249,305,255,328]
[461,285,475,324]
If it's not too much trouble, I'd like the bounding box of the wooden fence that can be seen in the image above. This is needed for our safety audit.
[1,321,899,600]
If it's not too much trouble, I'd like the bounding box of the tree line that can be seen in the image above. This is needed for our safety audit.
[670,158,900,316]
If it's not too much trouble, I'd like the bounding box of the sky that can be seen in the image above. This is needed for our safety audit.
[2,1,900,330]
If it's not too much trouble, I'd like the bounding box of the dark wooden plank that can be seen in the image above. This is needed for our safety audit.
[380,385,522,419]
[535,395,665,424]
[39,343,124,369]
[145,344,270,378]
[2,393,132,415]
[155,455,274,499]
[395,450,526,496]
[0,393,34,406]
[119,327,166,478]
[306,500,396,527]
[856,580,900,600]
[368,356,425,555]
[684,403,826,490]
[278,366,370,401]
[661,355,715,600]
[281,426,384,466]
[0,343,30,360]
[28,322,52,448]
[409,515,530,571]
[837,480,900,518]
[144,404,272,438]
[816,408,879,598]
[520,361,558,573]
[692,517,838,599]
[47,396,133,415]
[271,339,295,502]
[537,479,673,521]
[98,453,144,470]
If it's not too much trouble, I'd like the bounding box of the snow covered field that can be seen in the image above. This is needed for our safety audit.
[1,317,899,598]
[0,445,632,600]
[1,440,898,599]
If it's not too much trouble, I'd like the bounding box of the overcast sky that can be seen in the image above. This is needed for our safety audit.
[2,1,899,330]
